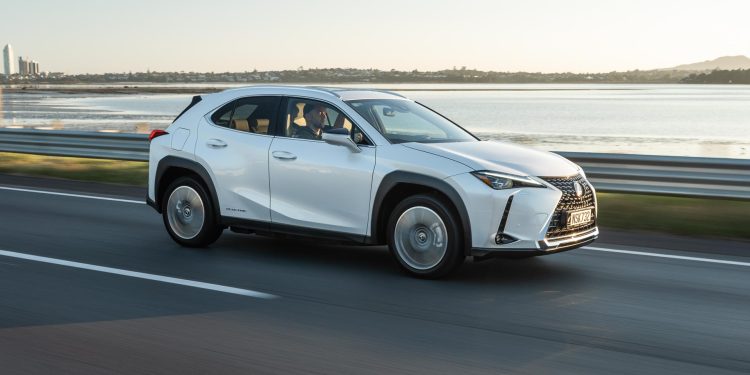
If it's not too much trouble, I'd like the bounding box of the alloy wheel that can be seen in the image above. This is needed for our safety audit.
[166,186,205,240]
[393,206,448,270]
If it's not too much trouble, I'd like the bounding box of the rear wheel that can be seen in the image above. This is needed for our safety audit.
[162,177,223,247]
[387,194,465,278]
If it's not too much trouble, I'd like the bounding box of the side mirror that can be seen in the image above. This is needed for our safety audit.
[322,128,361,153]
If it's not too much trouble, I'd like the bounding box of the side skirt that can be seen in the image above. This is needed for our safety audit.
[220,216,372,245]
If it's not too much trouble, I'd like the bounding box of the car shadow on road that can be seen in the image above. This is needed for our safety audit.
[453,256,584,285]
[209,232,586,286]
[211,233,397,275]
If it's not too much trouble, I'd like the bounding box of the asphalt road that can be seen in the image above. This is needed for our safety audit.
[0,174,749,374]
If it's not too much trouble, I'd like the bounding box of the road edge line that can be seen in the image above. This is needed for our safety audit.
[0,186,144,205]
[0,249,277,299]
[583,246,750,267]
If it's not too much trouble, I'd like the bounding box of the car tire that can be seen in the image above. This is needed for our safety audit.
[162,176,223,247]
[387,194,465,278]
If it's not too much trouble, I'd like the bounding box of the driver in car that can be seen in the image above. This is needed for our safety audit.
[293,103,328,140]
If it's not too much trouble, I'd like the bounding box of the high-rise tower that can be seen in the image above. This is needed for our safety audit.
[3,44,15,75]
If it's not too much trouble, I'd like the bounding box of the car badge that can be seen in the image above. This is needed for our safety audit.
[573,181,584,197]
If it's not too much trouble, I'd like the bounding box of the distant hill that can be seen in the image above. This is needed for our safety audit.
[661,55,750,71]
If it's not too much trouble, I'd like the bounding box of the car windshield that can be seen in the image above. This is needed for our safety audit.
[345,99,477,144]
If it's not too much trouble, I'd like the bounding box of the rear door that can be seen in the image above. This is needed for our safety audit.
[194,96,281,223]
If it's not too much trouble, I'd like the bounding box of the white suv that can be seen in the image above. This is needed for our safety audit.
[147,86,598,278]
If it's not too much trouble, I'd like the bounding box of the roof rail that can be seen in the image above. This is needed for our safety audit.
[305,86,406,99]
[368,89,406,98]
[305,86,342,98]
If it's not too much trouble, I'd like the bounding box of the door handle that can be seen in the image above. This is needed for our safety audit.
[272,151,297,161]
[206,139,227,148]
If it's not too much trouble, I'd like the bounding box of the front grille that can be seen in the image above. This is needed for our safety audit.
[541,174,597,239]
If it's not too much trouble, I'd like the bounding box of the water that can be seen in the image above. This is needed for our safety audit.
[1,84,749,158]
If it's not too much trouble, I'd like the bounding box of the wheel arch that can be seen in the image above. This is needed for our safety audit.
[153,156,220,217]
[370,171,472,254]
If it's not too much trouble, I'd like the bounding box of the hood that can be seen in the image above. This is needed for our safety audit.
[403,140,580,177]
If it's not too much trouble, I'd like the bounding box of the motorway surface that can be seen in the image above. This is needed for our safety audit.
[0,174,748,374]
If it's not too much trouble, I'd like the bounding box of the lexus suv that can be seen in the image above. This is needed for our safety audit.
[147,86,598,278]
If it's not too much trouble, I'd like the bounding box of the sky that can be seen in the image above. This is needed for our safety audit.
[2,0,749,74]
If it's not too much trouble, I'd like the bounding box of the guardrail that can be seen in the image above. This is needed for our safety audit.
[1,128,748,199]
[557,152,750,200]
[0,128,149,161]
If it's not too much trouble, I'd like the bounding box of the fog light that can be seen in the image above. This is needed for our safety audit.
[495,233,517,244]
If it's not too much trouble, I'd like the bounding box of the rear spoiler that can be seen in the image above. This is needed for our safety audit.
[172,95,202,123]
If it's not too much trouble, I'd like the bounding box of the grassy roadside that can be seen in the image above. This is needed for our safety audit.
[0,152,148,186]
[1,152,748,240]
[596,193,749,239]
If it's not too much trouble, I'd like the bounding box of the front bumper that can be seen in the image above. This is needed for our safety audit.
[447,172,598,259]
[471,227,598,260]
[538,227,599,251]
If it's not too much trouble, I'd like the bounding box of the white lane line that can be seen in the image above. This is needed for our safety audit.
[0,186,144,205]
[583,246,750,267]
[0,249,277,299]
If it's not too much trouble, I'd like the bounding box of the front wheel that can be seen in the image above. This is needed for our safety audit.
[387,194,465,278]
[162,177,223,247]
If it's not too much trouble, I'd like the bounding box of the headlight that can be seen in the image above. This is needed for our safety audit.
[471,171,545,190]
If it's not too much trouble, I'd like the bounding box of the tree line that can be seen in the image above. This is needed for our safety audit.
[681,69,750,84]
[2,68,692,84]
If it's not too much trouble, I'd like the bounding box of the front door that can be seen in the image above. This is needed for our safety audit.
[268,98,376,235]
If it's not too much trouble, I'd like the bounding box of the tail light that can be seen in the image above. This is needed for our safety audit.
[149,129,169,142]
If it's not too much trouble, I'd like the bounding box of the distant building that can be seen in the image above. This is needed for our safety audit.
[18,57,28,75]
[17,56,40,76]
[3,44,14,75]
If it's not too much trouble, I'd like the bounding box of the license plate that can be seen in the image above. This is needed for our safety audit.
[566,209,592,227]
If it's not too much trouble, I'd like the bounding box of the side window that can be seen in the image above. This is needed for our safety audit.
[211,102,234,128]
[282,98,371,145]
[209,96,280,135]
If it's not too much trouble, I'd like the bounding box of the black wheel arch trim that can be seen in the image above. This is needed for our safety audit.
[152,156,221,217]
[370,171,472,254]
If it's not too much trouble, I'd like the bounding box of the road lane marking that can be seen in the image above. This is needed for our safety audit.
[0,249,277,299]
[583,246,750,267]
[0,186,144,204]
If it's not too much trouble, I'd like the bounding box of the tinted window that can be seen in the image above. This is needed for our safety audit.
[211,102,234,127]
[209,96,280,135]
[282,98,370,145]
